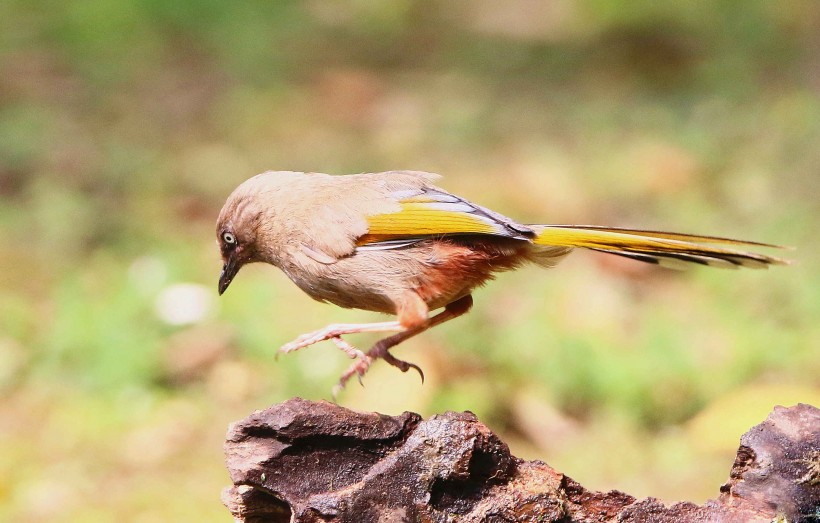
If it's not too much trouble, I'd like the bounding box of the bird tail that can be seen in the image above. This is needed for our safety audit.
[529,225,790,269]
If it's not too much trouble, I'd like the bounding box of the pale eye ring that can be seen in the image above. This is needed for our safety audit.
[222,231,236,245]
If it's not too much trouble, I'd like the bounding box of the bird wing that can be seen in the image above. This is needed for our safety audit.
[293,171,439,262]
[356,187,534,250]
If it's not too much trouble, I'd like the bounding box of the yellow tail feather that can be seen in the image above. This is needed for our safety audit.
[531,225,790,269]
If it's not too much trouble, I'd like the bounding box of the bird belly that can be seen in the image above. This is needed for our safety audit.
[288,238,528,315]
[281,253,402,314]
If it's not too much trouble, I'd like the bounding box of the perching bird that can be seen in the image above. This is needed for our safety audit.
[216,170,788,390]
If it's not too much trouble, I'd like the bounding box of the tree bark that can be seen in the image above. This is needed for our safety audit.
[222,399,820,522]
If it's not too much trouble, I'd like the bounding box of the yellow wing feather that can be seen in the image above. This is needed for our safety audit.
[358,195,530,246]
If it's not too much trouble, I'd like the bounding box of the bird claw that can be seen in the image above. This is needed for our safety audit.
[409,362,425,383]
[335,355,374,394]
[381,352,425,383]
[333,349,425,397]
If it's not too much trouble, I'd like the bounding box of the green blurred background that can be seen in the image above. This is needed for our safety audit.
[2,1,819,520]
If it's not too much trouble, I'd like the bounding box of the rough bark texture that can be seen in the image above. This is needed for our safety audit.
[222,400,820,522]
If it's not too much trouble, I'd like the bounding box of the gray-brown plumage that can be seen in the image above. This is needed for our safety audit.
[216,170,788,390]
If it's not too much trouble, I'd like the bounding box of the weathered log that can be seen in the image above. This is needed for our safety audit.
[222,399,820,522]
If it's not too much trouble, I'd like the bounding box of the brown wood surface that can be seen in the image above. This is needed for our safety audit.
[222,399,820,522]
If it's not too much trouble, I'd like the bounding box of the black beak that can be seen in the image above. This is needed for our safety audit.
[218,256,240,295]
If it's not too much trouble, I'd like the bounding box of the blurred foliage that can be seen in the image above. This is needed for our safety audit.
[1,0,819,520]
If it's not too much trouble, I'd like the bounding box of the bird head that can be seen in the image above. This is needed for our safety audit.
[215,181,266,295]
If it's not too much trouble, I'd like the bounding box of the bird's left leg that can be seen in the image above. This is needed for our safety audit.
[335,295,474,391]
[279,321,405,354]
[278,290,433,359]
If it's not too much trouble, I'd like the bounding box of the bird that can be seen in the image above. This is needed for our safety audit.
[216,170,788,391]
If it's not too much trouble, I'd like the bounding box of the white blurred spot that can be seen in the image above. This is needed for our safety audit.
[155,283,214,326]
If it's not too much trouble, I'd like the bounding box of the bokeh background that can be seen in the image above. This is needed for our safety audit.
[2,1,819,520]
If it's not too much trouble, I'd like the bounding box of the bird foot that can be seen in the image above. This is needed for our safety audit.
[279,326,343,354]
[334,346,425,395]
[276,323,425,397]
[279,331,368,376]
[329,336,367,360]
[333,355,374,398]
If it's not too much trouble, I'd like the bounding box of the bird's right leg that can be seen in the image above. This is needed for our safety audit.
[278,291,431,358]
[335,295,474,390]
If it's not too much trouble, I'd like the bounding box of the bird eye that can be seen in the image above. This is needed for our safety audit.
[222,231,236,245]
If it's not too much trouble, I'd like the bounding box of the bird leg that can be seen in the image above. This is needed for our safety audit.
[334,295,474,392]
[278,321,405,354]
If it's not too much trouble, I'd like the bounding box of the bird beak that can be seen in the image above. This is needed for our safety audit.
[218,255,239,295]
